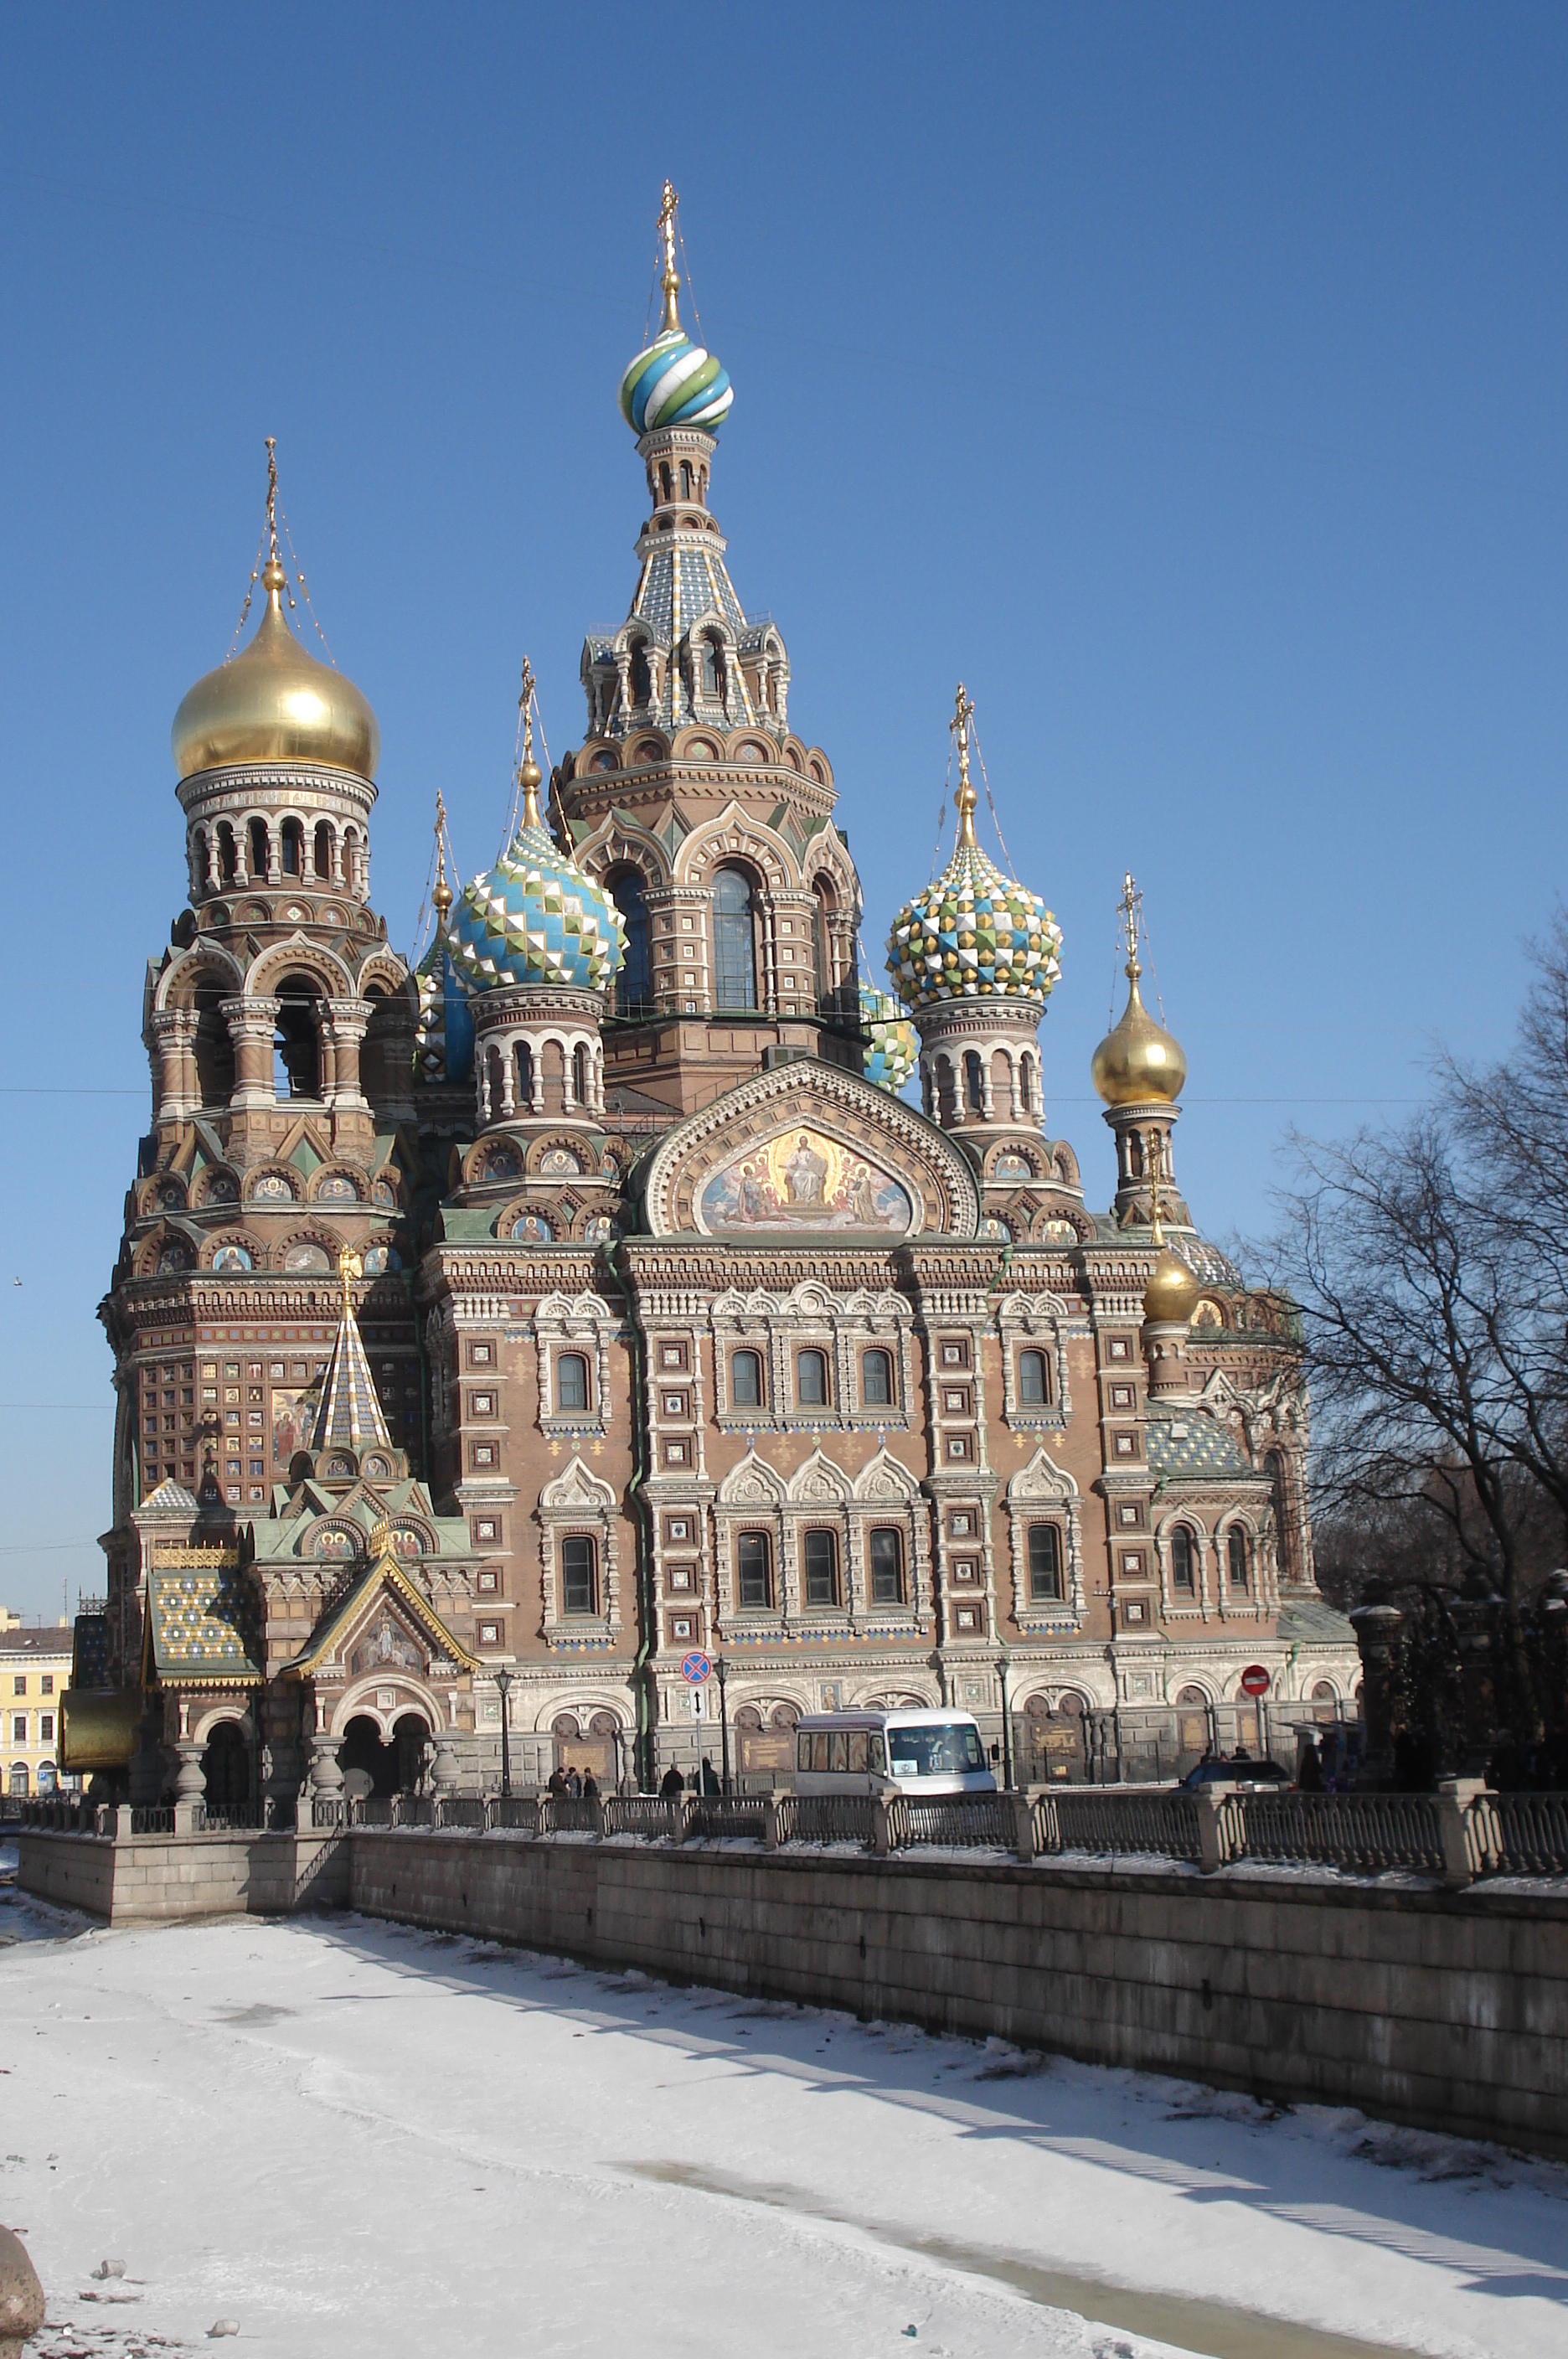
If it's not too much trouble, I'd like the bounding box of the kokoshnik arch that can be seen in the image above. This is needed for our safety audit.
[90,183,1357,1810]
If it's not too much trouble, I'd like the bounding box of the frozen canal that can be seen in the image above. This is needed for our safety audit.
[0,1876,1562,2359]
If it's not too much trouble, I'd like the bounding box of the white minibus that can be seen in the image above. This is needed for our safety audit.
[793,1708,996,1797]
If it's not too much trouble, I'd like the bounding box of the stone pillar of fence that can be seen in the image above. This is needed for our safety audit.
[1193,1786,1236,1873]
[764,1792,784,1850]
[1349,1586,1406,1781]
[1012,1792,1037,1863]
[871,1794,895,1856]
[1435,1777,1489,1887]
[171,1739,206,1835]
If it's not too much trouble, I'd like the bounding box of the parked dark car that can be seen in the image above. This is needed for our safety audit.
[1180,1755,1293,1790]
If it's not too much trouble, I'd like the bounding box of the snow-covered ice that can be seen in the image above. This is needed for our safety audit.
[0,1874,1563,2358]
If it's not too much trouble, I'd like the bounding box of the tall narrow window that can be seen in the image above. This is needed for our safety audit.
[557,1354,589,1412]
[861,1348,893,1407]
[803,1529,838,1608]
[1171,1525,1196,1594]
[608,868,650,1013]
[572,1041,591,1107]
[629,640,652,707]
[281,818,303,876]
[561,1536,596,1615]
[1019,1350,1050,1407]
[964,1050,985,1114]
[1028,1524,1063,1601]
[797,1349,828,1407]
[313,821,333,879]
[273,977,322,1100]
[869,1527,903,1604]
[698,635,722,701]
[731,1349,763,1409]
[514,1040,534,1106]
[248,818,270,880]
[737,1532,771,1608]
[1227,1526,1250,1594]
[712,866,757,1009]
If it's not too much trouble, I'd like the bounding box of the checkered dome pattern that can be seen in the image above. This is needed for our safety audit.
[859,984,918,1093]
[446,819,626,994]
[147,1567,261,1680]
[887,842,1063,1013]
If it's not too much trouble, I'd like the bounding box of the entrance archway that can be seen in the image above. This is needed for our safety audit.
[342,1710,431,1798]
[200,1721,250,1809]
[1024,1691,1086,1783]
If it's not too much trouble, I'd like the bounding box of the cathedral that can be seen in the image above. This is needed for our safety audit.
[94,188,1357,1814]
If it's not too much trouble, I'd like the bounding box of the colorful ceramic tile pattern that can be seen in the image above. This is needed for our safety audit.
[446,819,626,994]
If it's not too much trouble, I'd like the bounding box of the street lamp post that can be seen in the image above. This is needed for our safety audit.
[494,1667,514,1799]
[997,1642,1014,1791]
[715,1654,730,1796]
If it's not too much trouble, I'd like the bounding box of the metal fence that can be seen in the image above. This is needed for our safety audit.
[1035,1789,1205,1864]
[1237,1789,1446,1876]
[890,1791,1016,1851]
[775,1794,879,1848]
[683,1794,772,1843]
[1476,1791,1568,1876]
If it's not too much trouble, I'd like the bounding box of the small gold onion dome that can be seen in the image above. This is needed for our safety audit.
[1091,964,1187,1107]
[172,556,379,781]
[1142,1240,1200,1325]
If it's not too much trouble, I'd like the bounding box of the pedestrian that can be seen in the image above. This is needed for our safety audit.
[566,1765,582,1799]
[660,1763,684,1799]
[581,1771,600,1802]
[1297,1742,1324,1793]
[546,1765,566,1798]
[700,1754,720,1796]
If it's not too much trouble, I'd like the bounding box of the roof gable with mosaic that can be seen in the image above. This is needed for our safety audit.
[143,1550,262,1686]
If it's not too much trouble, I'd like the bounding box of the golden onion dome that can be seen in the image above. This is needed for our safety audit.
[172,556,379,782]
[1091,963,1187,1107]
[1142,1239,1200,1326]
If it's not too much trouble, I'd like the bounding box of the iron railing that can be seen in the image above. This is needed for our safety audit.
[1239,1789,1445,1876]
[1036,1789,1205,1864]
[601,1794,673,1840]
[683,1794,771,1842]
[776,1794,879,1848]
[1475,1790,1568,1876]
[890,1791,1016,1851]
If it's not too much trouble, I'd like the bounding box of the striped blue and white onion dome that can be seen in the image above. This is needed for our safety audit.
[887,841,1063,1013]
[446,816,626,994]
[619,328,733,436]
[859,984,918,1093]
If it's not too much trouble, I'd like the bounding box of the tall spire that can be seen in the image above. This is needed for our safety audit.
[658,178,682,335]
[431,790,452,921]
[950,682,978,850]
[517,658,542,829]
[311,1251,392,1458]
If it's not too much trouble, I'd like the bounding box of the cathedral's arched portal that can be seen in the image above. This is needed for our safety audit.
[341,1710,431,1799]
[200,1721,250,1809]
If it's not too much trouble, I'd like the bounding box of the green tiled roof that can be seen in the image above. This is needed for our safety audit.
[1147,1414,1251,1480]
[147,1556,262,1685]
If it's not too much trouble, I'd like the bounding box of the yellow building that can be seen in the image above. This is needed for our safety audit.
[0,1614,74,1796]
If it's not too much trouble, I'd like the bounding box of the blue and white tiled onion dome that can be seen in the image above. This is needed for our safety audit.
[446,813,626,994]
[414,938,475,1084]
[886,841,1063,1014]
[619,328,734,436]
[859,985,918,1093]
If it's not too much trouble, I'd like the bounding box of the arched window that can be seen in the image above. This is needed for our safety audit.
[698,634,723,702]
[935,1055,957,1125]
[803,1529,838,1608]
[557,1354,589,1413]
[273,974,322,1099]
[248,818,270,880]
[658,461,673,504]
[1028,1524,1063,1601]
[869,1528,903,1604]
[1019,1056,1035,1115]
[629,640,652,708]
[712,865,757,1009]
[216,822,238,885]
[1227,1526,1250,1594]
[963,1050,984,1115]
[861,1348,893,1407]
[1171,1525,1197,1594]
[193,983,235,1106]
[1265,1450,1291,1578]
[572,1041,590,1107]
[737,1532,771,1608]
[561,1536,596,1615]
[679,461,693,500]
[514,1040,534,1105]
[1019,1350,1050,1407]
[812,879,836,1009]
[313,821,333,880]
[731,1349,763,1409]
[607,868,650,1013]
[280,818,303,877]
[797,1349,828,1407]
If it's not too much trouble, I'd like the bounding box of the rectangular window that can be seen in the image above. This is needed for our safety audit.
[39,1715,53,1742]
[730,1350,763,1409]
[1028,1524,1064,1601]
[561,1536,596,1616]
[861,1349,893,1407]
[40,1676,53,1696]
[737,1532,771,1609]
[797,1349,828,1407]
[803,1529,838,1607]
[12,1676,23,1696]
[11,1715,25,1744]
[555,1356,589,1412]
[869,1528,903,1604]
[1019,1350,1050,1407]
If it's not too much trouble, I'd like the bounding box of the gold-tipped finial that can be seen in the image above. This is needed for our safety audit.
[951,682,977,849]
[658,178,682,335]
[431,788,452,921]
[1091,870,1188,1109]
[517,658,543,827]
[261,436,285,596]
[1119,870,1141,979]
[338,1246,363,1322]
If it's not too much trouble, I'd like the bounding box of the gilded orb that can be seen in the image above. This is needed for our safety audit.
[172,558,379,781]
[1091,968,1187,1107]
[1142,1244,1200,1326]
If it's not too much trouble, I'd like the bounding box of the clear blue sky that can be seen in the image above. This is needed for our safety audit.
[1,5,1564,1621]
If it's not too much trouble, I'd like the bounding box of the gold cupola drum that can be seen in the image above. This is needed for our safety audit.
[887,686,1062,1135]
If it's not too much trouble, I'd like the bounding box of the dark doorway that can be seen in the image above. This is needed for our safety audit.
[341,1710,431,1798]
[201,1721,250,1808]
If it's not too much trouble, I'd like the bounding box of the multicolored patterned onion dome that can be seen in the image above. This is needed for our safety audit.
[619,328,733,437]
[887,841,1063,1013]
[859,985,918,1093]
[414,939,475,1084]
[446,811,625,994]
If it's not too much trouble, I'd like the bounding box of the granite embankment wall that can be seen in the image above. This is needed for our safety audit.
[349,1833,1568,2157]
[15,1828,349,1920]
[17,1827,1565,2155]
